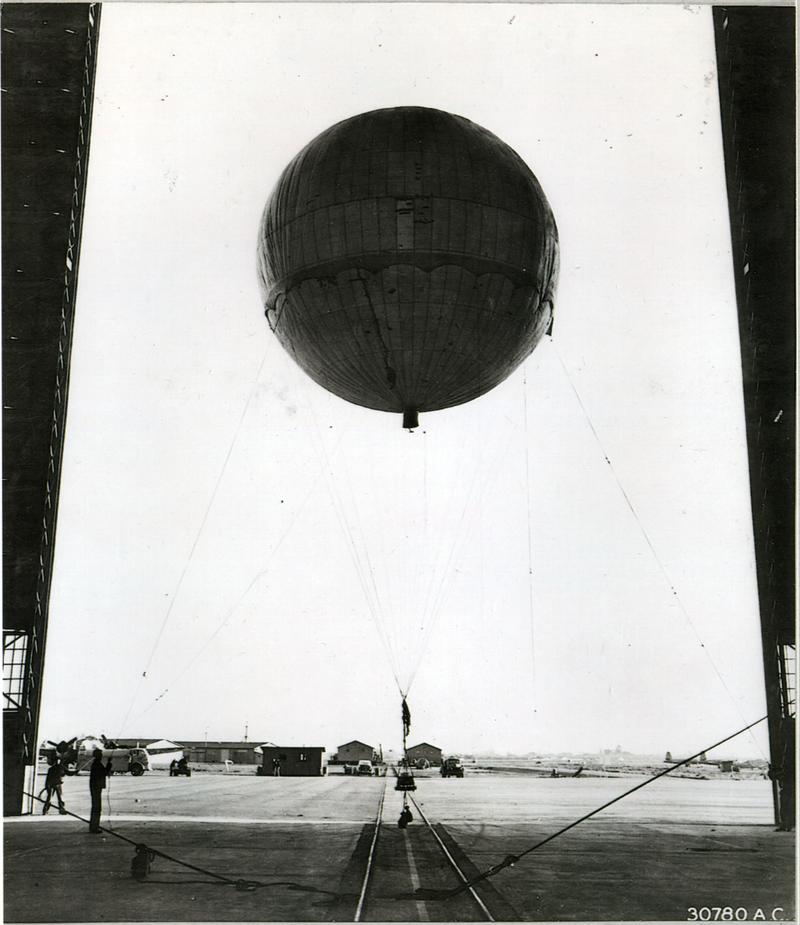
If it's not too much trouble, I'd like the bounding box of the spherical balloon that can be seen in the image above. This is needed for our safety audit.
[257,107,559,426]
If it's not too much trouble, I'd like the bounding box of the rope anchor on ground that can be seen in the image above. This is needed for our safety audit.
[131,844,156,881]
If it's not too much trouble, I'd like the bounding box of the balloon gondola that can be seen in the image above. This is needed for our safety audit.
[395,771,417,792]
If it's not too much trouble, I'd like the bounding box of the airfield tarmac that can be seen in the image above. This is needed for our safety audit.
[4,770,795,922]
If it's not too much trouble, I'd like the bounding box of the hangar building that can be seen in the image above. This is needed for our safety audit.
[333,740,377,764]
[407,743,442,767]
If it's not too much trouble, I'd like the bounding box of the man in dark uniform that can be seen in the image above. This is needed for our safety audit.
[42,761,67,815]
[89,748,108,832]
[397,805,413,828]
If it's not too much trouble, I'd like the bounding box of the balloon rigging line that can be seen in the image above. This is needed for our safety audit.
[290,390,525,702]
[406,429,457,692]
[414,428,479,676]
[350,421,488,697]
[305,402,513,700]
[320,442,400,688]
[125,434,345,726]
[382,417,515,697]
[550,339,766,758]
[303,401,403,694]
[336,427,467,698]
[368,432,439,698]
[335,436,407,690]
[403,418,517,696]
[335,440,405,689]
[116,342,272,737]
[395,435,425,684]
[416,427,471,656]
[411,435,485,673]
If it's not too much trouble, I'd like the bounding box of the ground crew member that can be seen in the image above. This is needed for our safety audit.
[42,761,67,815]
[89,748,109,833]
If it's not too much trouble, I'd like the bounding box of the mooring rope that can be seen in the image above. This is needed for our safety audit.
[436,714,768,898]
[19,715,769,903]
[17,787,264,889]
[11,785,353,893]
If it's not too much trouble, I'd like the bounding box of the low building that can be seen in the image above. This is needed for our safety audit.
[172,741,263,765]
[258,746,326,777]
[406,743,442,767]
[333,741,376,764]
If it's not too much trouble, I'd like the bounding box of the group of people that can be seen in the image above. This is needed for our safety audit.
[41,748,110,833]
[168,757,191,776]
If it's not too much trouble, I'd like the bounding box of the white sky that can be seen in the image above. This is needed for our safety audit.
[39,3,769,760]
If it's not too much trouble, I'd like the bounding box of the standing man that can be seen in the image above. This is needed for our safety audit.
[42,761,67,815]
[89,748,108,833]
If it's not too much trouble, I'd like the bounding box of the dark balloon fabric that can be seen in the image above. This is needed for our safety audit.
[257,107,559,420]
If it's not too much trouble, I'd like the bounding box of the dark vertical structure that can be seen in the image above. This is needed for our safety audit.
[2,4,101,815]
[714,7,795,828]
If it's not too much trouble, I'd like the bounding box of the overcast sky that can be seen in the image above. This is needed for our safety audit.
[39,3,769,760]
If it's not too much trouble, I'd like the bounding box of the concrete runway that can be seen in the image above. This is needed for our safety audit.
[4,771,795,922]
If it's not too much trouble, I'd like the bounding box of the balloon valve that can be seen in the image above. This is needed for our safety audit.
[403,409,419,430]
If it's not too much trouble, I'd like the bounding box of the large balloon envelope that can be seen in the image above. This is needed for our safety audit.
[257,107,559,427]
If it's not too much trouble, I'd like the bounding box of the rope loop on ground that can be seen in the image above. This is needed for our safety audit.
[18,786,267,891]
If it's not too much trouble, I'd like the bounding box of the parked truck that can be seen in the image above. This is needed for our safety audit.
[440,757,464,778]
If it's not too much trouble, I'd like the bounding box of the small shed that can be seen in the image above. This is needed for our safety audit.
[334,741,376,764]
[406,743,442,767]
[258,746,326,777]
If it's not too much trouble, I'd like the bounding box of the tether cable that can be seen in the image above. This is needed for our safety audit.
[521,362,537,715]
[117,342,273,737]
[550,340,766,758]
[439,714,768,898]
[126,433,346,725]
